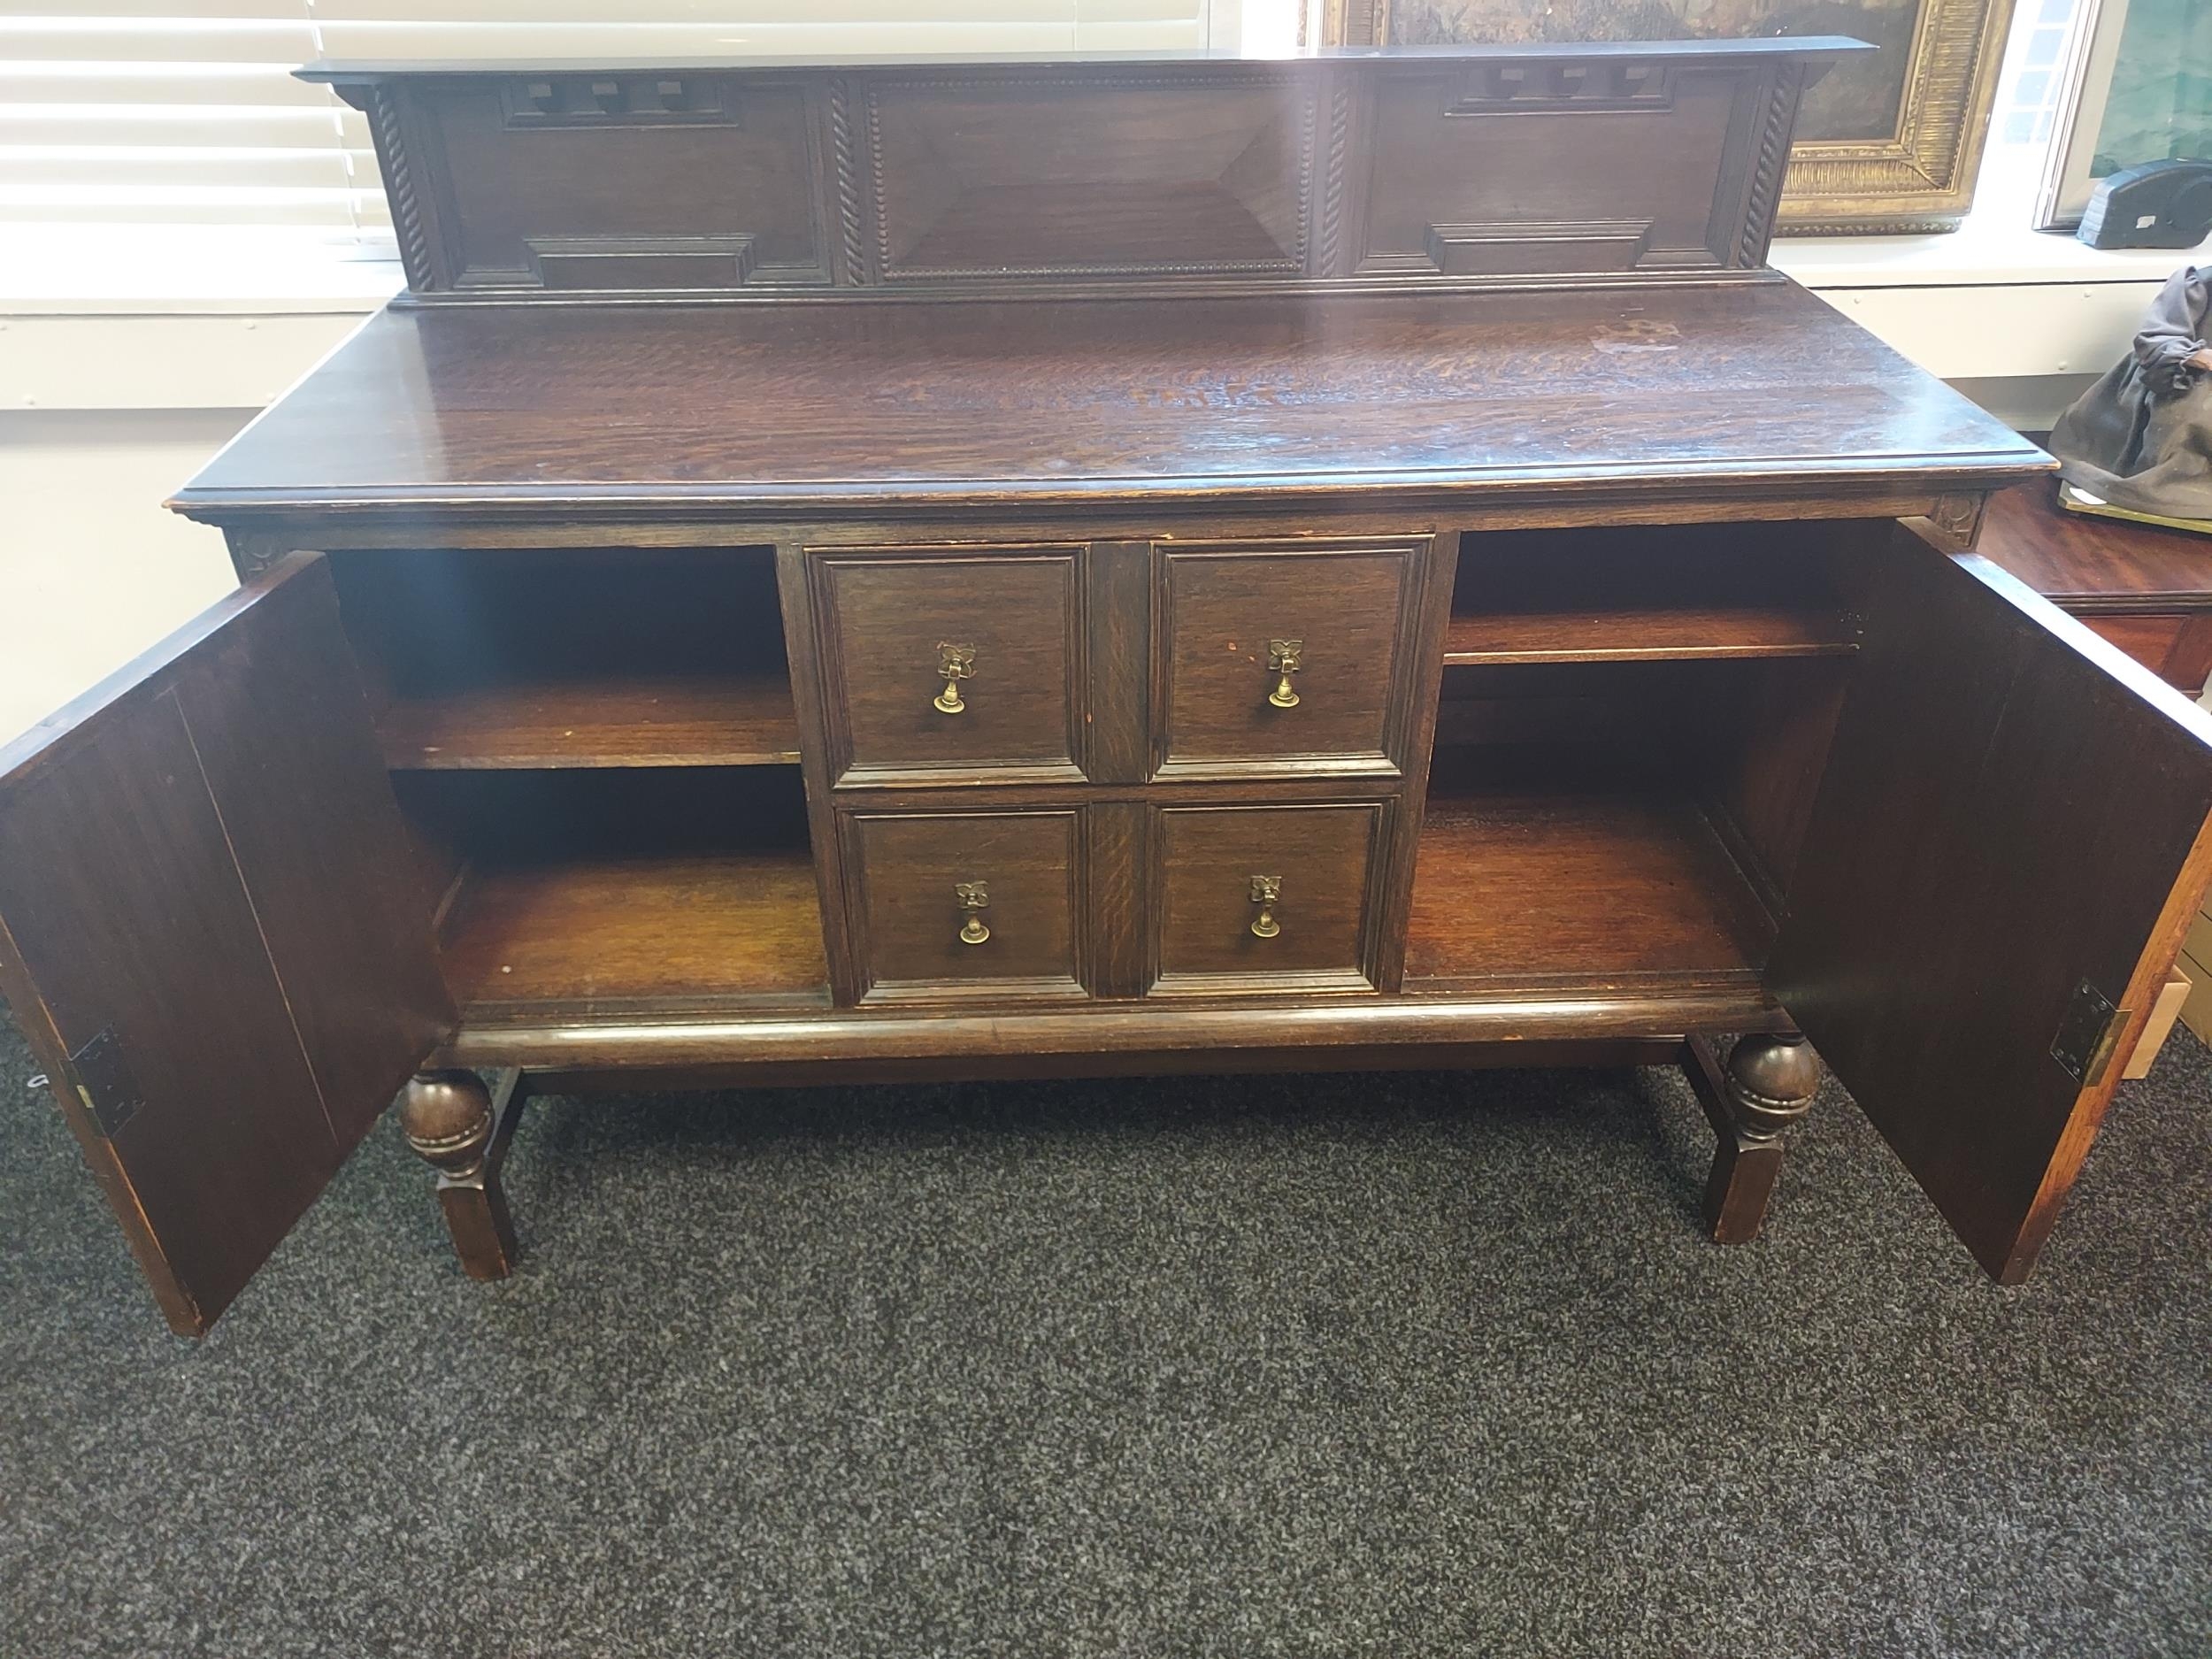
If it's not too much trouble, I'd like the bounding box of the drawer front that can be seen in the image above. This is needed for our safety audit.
[813,549,1086,786]
[1156,541,1420,779]
[1150,803,1386,995]
[844,809,1087,1002]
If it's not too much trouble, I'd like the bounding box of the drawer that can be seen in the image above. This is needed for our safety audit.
[1155,541,1421,779]
[1150,803,1385,994]
[843,809,1087,1002]
[812,548,1086,786]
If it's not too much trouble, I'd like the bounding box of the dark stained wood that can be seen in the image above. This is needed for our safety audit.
[1684,1031,1821,1245]
[841,808,1087,1002]
[1770,524,2212,1284]
[1356,58,1772,275]
[1085,541,1154,787]
[1444,606,1856,665]
[1153,541,1419,780]
[0,556,448,1334]
[377,673,799,769]
[403,762,828,1019]
[775,540,866,1009]
[423,76,828,291]
[1447,523,1860,665]
[1703,657,1854,912]
[1151,803,1386,994]
[1404,774,1774,991]
[810,547,1086,786]
[526,1038,1692,1094]
[438,850,828,1017]
[326,541,789,687]
[309,42,1869,300]
[870,73,1310,279]
[1445,606,1856,665]
[27,42,2197,1308]
[399,1068,527,1279]
[1086,801,1149,1000]
[437,989,1787,1073]
[170,283,2046,526]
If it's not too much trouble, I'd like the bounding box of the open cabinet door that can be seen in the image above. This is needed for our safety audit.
[0,555,452,1335]
[1770,519,2212,1285]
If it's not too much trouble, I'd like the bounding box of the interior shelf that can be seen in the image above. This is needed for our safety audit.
[1447,521,1860,669]
[331,542,796,773]
[1443,604,1859,667]
[378,673,801,770]
[1404,771,1776,991]
[396,766,828,1019]
[439,849,828,1015]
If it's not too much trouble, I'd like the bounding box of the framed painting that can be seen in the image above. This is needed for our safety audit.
[1327,0,2017,232]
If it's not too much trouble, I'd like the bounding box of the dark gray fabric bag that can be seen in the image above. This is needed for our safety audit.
[2051,265,2212,523]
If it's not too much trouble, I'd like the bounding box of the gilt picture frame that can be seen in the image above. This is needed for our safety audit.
[1329,0,2017,233]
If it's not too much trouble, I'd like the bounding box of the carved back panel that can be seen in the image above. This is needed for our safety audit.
[317,41,1858,301]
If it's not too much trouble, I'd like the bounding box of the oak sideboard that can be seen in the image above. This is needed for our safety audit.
[7,40,2211,1335]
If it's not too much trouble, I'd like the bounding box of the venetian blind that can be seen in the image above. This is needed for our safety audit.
[0,1,1220,245]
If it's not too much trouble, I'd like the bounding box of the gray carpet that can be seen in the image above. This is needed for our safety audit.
[1,1008,2208,1659]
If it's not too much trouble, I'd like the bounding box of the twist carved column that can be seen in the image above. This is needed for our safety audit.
[1683,1033,1822,1245]
[398,1069,527,1279]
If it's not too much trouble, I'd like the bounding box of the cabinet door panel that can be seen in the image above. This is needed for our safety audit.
[0,556,450,1335]
[1770,523,2212,1284]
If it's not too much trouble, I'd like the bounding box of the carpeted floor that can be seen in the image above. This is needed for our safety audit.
[1,1008,2208,1658]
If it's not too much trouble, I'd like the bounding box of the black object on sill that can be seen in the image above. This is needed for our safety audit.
[2078,159,2212,250]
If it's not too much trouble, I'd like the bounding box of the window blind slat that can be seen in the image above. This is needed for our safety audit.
[10,3,1240,247]
[0,106,356,149]
[0,19,318,64]
[309,24,1087,58]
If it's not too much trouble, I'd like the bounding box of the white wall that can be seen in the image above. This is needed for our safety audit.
[0,298,377,742]
[0,410,248,741]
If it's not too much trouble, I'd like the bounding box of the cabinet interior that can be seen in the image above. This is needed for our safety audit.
[330,545,798,770]
[330,547,827,1020]
[332,523,1863,1022]
[1404,522,1861,996]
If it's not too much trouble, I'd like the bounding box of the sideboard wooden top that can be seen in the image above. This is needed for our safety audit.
[174,281,2047,523]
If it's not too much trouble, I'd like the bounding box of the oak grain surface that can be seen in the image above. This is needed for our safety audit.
[1404,781,1772,987]
[174,284,2044,518]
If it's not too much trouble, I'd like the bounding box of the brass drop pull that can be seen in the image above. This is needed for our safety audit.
[933,641,977,714]
[1266,639,1303,709]
[955,879,991,945]
[1248,874,1282,938]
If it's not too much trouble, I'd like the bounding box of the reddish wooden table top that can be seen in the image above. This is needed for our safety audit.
[1978,480,2212,613]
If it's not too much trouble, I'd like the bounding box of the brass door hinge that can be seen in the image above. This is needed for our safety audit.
[2050,979,2129,1088]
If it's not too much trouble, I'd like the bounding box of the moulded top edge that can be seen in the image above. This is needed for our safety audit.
[296,37,1876,83]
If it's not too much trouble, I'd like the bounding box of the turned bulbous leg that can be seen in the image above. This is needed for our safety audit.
[1684,1033,1822,1245]
[399,1068,526,1279]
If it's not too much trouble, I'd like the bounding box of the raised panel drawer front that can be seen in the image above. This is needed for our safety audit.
[845,809,1087,1004]
[1155,541,1422,779]
[1151,803,1386,995]
[813,548,1086,787]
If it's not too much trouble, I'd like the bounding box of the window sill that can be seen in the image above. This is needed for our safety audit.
[0,230,404,317]
[1774,223,2212,289]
